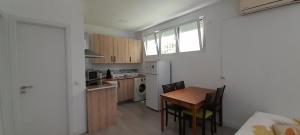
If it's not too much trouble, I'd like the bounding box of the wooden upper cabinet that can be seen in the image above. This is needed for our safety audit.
[90,33,143,64]
[113,37,129,64]
[91,34,114,64]
[128,39,143,64]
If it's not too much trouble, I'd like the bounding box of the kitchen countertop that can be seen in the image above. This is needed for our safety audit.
[86,74,145,92]
[103,74,145,81]
[86,83,117,92]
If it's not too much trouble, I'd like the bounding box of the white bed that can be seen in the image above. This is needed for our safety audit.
[235,112,297,135]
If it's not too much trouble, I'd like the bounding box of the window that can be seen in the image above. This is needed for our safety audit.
[144,34,158,56]
[160,29,177,55]
[178,21,200,52]
[143,17,205,56]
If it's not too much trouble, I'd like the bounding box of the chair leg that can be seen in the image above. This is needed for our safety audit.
[202,118,206,135]
[166,110,168,127]
[189,119,192,128]
[219,108,223,126]
[183,116,186,135]
[210,117,214,135]
[179,114,182,135]
[213,112,217,133]
[174,111,177,122]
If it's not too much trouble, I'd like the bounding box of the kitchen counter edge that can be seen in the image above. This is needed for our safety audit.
[86,84,117,92]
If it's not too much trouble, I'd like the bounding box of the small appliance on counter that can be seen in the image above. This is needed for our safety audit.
[86,69,103,86]
[106,69,112,79]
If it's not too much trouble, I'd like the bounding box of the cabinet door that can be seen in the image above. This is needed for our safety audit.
[117,79,134,102]
[87,88,117,133]
[128,39,143,63]
[91,34,114,64]
[117,80,124,102]
[125,79,134,100]
[134,40,143,63]
[113,37,129,63]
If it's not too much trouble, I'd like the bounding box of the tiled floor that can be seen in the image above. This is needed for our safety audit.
[93,102,237,135]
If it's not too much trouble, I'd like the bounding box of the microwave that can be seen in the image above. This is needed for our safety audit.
[86,70,101,81]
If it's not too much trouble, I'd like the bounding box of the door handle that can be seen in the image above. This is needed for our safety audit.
[20,85,33,94]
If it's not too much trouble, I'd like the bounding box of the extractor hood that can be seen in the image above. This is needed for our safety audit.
[85,49,104,58]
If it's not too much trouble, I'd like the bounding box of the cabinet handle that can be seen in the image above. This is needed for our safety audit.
[111,56,113,62]
[114,56,116,62]
[130,56,131,62]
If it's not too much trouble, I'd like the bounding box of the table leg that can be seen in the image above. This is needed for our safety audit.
[161,97,164,132]
[192,106,197,135]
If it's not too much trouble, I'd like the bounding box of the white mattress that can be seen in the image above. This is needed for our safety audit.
[235,112,297,135]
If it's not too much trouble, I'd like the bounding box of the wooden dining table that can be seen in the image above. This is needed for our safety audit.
[160,87,215,135]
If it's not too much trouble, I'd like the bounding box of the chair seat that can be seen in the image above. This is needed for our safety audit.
[207,105,221,111]
[167,104,184,111]
[183,109,213,119]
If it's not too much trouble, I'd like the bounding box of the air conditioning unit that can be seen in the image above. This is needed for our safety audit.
[240,0,300,15]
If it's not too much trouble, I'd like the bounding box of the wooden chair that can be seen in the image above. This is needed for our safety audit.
[175,81,185,90]
[208,85,226,132]
[162,83,184,135]
[182,94,215,135]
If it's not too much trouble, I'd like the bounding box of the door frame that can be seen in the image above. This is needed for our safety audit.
[8,15,73,135]
[0,9,15,135]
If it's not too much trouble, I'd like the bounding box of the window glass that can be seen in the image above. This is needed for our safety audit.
[144,34,158,56]
[160,29,177,54]
[179,21,200,52]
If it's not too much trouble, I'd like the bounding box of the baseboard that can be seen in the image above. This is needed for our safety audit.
[223,120,240,130]
[78,132,88,135]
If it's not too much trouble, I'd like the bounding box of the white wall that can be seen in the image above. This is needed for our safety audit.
[222,3,300,128]
[0,0,87,134]
[85,24,136,38]
[0,11,6,135]
[138,0,238,89]
[139,0,300,129]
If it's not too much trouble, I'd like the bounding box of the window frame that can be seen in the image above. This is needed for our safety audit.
[144,33,159,56]
[158,28,178,55]
[143,16,205,57]
[178,20,202,53]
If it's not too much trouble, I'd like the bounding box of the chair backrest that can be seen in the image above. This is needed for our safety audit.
[162,83,176,93]
[202,93,214,118]
[204,93,214,107]
[214,85,226,105]
[175,81,185,90]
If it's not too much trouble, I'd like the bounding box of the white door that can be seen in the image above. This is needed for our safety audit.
[11,20,69,135]
[145,74,158,110]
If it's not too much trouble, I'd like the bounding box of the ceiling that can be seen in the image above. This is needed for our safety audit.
[82,0,219,32]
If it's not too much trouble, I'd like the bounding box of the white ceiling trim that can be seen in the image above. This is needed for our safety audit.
[136,0,221,32]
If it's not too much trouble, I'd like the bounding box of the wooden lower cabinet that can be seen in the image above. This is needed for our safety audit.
[117,79,134,102]
[87,87,117,134]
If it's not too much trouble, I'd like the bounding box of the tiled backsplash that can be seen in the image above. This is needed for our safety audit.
[96,69,138,74]
[85,59,142,77]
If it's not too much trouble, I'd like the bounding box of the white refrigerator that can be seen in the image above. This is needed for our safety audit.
[145,61,170,111]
